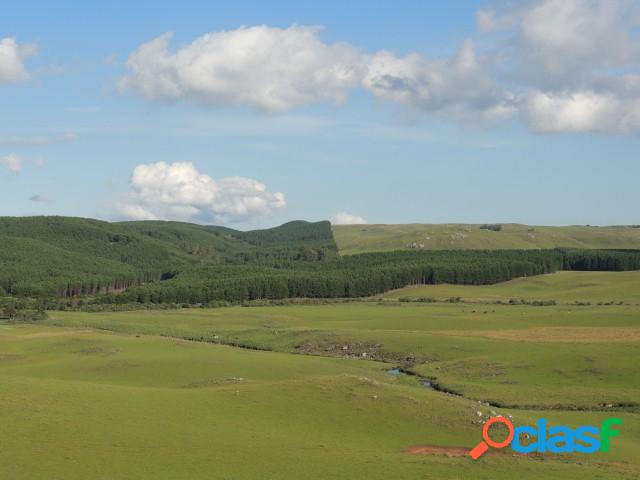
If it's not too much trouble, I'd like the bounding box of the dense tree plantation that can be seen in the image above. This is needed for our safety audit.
[0,217,338,297]
[106,248,640,305]
[2,217,640,307]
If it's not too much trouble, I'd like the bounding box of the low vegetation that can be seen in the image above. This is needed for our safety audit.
[333,223,640,254]
[383,270,640,305]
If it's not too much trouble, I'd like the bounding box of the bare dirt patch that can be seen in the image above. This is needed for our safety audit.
[294,338,425,365]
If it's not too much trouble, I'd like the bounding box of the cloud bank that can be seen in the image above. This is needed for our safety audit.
[479,0,640,134]
[118,162,286,223]
[119,1,640,134]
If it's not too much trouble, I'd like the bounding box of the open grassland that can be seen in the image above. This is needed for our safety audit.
[382,270,640,304]
[1,266,637,479]
[333,223,640,254]
[45,299,640,411]
[1,323,639,479]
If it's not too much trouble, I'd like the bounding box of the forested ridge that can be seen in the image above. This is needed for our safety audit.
[0,217,337,297]
[1,216,640,307]
[104,248,640,304]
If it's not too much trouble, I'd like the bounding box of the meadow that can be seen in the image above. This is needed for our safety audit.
[383,270,640,304]
[1,271,639,478]
[1,323,638,479]
[333,223,640,254]
[0,272,640,479]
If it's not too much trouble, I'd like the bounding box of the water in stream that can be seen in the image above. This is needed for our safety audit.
[387,368,434,390]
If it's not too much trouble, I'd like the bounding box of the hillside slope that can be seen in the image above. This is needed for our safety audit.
[333,223,640,255]
[0,217,336,297]
[2,216,640,303]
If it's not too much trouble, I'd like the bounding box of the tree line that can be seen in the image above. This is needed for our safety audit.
[93,248,640,305]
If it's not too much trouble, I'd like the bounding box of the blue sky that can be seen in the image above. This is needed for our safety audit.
[1,0,639,228]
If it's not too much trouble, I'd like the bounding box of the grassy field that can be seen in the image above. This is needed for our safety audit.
[382,270,640,304]
[43,302,640,410]
[2,272,639,478]
[333,223,640,254]
[1,322,638,479]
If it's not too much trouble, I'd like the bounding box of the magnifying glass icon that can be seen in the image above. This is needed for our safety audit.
[469,416,514,460]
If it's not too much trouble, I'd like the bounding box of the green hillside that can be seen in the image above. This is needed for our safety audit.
[2,216,640,305]
[333,223,640,255]
[382,270,640,304]
[0,217,337,297]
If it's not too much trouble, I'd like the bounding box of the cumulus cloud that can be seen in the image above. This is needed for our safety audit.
[118,162,286,223]
[521,89,640,134]
[120,26,513,123]
[119,26,365,113]
[0,154,22,174]
[119,6,640,135]
[0,37,36,84]
[485,0,640,85]
[480,0,640,134]
[363,41,516,123]
[331,212,368,225]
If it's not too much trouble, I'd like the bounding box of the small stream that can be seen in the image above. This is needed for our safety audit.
[387,367,436,391]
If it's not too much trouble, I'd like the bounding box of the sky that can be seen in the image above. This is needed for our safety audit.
[1,0,639,228]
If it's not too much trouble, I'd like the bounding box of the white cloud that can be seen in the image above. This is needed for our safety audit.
[516,0,639,84]
[0,37,36,84]
[120,27,512,123]
[521,89,640,134]
[119,26,365,113]
[480,1,640,134]
[478,0,640,87]
[331,211,368,225]
[0,154,22,174]
[363,41,516,123]
[118,161,286,223]
[119,12,640,135]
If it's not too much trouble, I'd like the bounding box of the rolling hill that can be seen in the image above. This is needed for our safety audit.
[333,223,640,255]
[0,217,337,297]
[2,216,640,304]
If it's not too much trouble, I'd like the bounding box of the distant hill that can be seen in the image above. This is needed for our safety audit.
[2,216,640,305]
[0,217,336,297]
[333,223,640,255]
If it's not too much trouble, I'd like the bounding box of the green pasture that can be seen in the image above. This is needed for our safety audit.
[45,299,640,410]
[382,271,640,304]
[333,223,640,254]
[2,268,638,479]
[0,324,638,479]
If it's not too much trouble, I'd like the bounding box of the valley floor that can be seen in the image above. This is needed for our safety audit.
[1,271,639,479]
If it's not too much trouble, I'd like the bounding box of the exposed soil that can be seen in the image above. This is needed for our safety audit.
[294,339,429,366]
